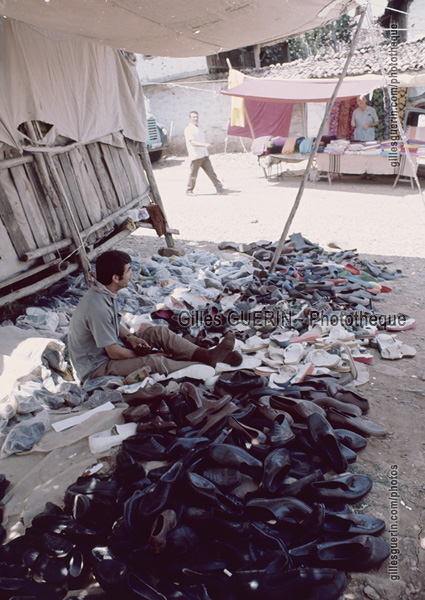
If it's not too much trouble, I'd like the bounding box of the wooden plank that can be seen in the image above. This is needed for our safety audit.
[117,144,138,200]
[137,222,179,235]
[126,138,150,196]
[11,164,58,263]
[24,162,63,241]
[23,190,151,263]
[58,152,92,230]
[110,144,132,204]
[22,238,72,262]
[9,166,53,256]
[100,143,126,207]
[47,153,92,283]
[0,174,33,257]
[69,148,102,226]
[24,123,60,209]
[0,155,34,170]
[0,258,61,291]
[0,262,78,308]
[75,146,113,243]
[79,145,108,219]
[86,143,118,212]
[53,155,83,231]
[126,138,139,164]
[113,145,134,201]
[59,153,94,231]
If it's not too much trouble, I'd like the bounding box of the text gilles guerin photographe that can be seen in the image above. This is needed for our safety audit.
[176,308,408,330]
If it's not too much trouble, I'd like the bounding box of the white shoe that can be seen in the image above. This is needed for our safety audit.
[89,423,137,454]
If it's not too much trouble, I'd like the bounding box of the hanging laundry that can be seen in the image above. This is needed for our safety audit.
[329,101,341,137]
[372,89,391,142]
[397,88,408,126]
[337,99,352,139]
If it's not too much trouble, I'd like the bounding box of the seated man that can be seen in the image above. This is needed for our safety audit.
[68,250,241,384]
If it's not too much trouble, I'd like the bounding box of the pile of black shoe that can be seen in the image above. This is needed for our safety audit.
[0,235,397,598]
[0,373,390,600]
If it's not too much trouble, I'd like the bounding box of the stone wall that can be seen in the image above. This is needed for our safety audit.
[143,77,244,155]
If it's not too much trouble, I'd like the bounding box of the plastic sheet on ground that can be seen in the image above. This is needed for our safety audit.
[0,326,66,403]
[2,406,125,535]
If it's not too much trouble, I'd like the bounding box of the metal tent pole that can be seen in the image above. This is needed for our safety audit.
[269,8,367,273]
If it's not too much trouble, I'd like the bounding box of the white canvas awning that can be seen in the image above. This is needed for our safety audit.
[0,19,148,149]
[0,0,357,58]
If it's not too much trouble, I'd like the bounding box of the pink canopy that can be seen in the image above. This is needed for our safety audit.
[222,77,384,103]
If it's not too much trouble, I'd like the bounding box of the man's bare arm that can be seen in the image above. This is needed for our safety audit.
[105,343,139,360]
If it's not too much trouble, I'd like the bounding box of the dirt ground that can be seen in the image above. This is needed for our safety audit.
[116,151,425,600]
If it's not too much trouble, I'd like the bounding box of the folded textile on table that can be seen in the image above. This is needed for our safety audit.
[251,136,272,156]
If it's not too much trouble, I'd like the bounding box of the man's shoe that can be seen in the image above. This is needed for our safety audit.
[216,188,228,195]
[186,190,194,195]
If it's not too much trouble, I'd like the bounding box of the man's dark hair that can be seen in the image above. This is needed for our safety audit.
[95,250,131,285]
[189,111,198,117]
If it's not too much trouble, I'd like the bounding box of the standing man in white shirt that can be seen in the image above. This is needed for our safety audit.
[351,96,379,142]
[184,111,226,195]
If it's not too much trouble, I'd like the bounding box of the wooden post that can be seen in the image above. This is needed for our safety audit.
[138,141,174,248]
[254,44,261,69]
[20,239,73,262]
[24,122,59,209]
[45,154,94,282]
[301,103,308,138]
[0,155,34,170]
[24,121,93,283]
[269,9,367,273]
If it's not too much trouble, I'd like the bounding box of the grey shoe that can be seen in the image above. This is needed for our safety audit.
[216,188,228,195]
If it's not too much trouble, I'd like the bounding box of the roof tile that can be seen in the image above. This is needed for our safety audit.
[252,36,425,80]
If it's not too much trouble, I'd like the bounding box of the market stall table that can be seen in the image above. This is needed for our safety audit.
[258,153,309,179]
[316,153,418,187]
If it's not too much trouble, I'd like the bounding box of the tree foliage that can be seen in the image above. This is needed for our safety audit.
[288,15,355,60]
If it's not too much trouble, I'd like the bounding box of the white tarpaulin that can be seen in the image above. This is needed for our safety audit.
[0,19,148,149]
[0,325,66,403]
[0,0,356,58]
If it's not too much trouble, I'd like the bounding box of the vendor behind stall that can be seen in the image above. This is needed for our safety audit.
[351,96,379,142]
